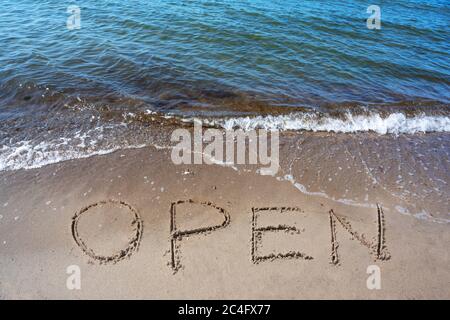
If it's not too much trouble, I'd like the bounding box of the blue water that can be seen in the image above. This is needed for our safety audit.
[0,0,449,115]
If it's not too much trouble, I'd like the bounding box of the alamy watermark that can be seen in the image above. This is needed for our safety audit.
[66,265,81,290]
[366,265,381,290]
[67,5,81,30]
[171,121,279,175]
[367,5,381,30]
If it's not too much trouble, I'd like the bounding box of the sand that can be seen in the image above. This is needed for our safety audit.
[0,132,449,299]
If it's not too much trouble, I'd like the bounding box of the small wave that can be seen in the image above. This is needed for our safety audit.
[0,141,125,172]
[212,112,450,134]
[2,110,449,172]
[0,124,146,172]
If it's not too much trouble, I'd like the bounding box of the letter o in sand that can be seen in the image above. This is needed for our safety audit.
[71,200,143,264]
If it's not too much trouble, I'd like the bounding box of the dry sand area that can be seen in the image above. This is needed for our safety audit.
[0,137,449,299]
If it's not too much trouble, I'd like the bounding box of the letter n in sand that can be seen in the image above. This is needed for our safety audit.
[329,204,390,265]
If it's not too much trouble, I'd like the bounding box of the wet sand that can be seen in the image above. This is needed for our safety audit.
[0,132,449,299]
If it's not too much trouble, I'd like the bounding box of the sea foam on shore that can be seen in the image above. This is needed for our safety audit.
[214,112,450,134]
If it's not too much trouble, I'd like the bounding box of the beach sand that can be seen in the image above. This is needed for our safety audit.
[0,131,449,299]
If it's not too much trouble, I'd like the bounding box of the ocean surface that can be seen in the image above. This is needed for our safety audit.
[0,0,449,171]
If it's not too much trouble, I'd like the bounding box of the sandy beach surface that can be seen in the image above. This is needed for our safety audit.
[0,130,448,299]
[1,0,450,301]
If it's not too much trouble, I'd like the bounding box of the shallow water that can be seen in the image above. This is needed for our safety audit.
[278,131,450,222]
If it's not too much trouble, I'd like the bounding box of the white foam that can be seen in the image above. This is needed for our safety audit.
[1,111,449,173]
[0,140,125,171]
[214,112,450,134]
[279,174,375,208]
[0,124,147,172]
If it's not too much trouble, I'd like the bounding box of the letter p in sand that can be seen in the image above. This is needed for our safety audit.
[170,200,230,273]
